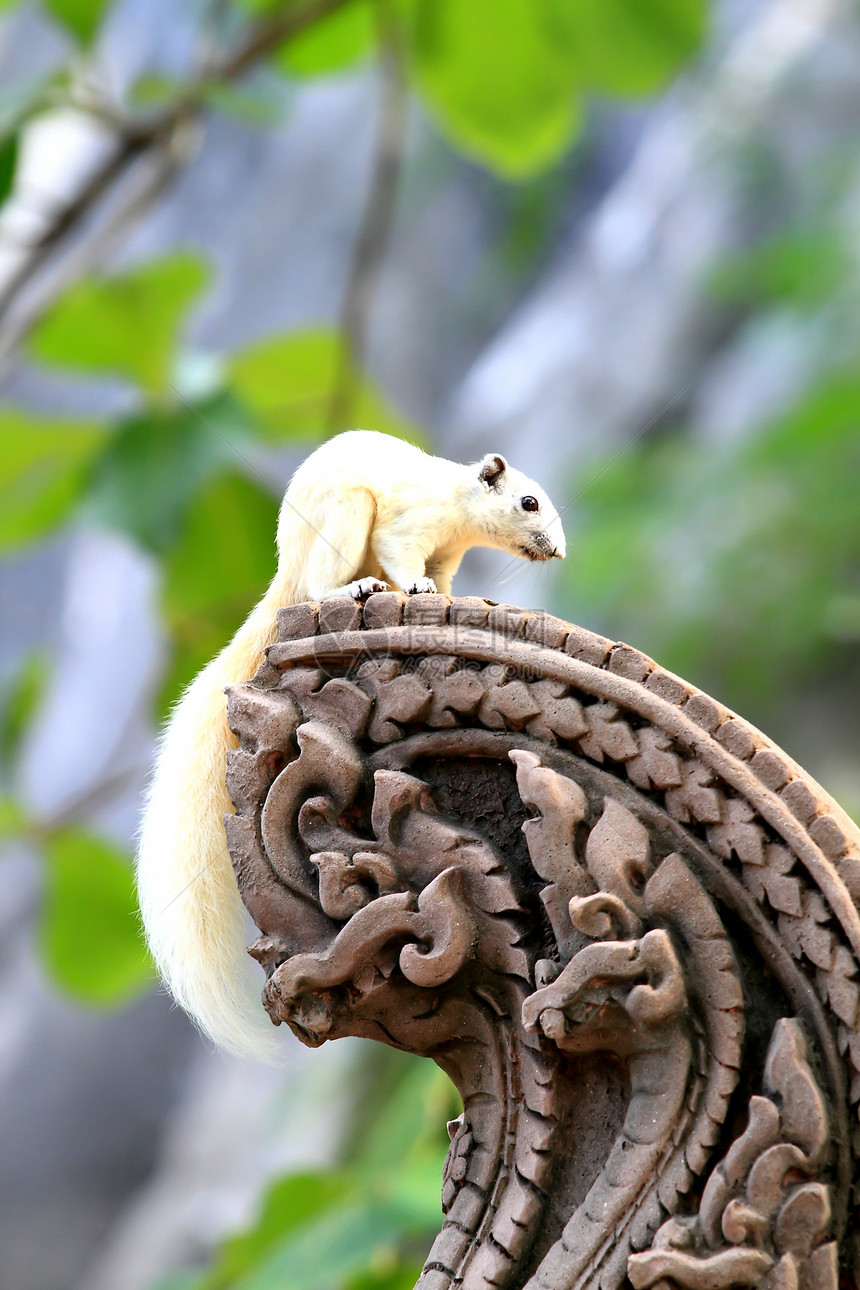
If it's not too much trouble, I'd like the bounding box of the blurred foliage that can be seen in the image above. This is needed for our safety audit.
[0,652,49,773]
[230,329,420,442]
[550,0,706,97]
[81,401,242,556]
[409,0,706,177]
[0,794,25,844]
[0,410,105,552]
[46,0,112,42]
[159,470,280,713]
[711,228,853,310]
[561,379,860,711]
[0,135,16,205]
[156,1049,458,1290]
[409,0,584,180]
[0,653,152,1004]
[40,826,153,1003]
[279,0,376,77]
[0,0,708,184]
[558,194,860,769]
[30,255,211,396]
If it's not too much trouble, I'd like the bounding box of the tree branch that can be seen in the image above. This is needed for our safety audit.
[216,0,350,80]
[327,0,408,432]
[0,0,354,353]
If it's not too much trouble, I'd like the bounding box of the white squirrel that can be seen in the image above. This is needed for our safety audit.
[137,430,566,1058]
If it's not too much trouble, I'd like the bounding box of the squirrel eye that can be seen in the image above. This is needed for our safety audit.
[520,495,539,512]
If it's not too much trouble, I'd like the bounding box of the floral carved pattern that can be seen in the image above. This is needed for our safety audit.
[224,594,860,1290]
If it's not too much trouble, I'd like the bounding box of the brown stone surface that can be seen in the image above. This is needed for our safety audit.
[225,595,860,1290]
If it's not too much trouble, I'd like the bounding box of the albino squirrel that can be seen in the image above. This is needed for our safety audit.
[137,430,566,1058]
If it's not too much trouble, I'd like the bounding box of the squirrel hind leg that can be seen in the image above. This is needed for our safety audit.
[303,487,379,601]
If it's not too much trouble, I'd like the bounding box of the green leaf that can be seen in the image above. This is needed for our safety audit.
[45,0,110,43]
[40,828,152,1005]
[30,253,210,395]
[0,652,50,771]
[547,0,707,97]
[230,328,419,442]
[209,1171,355,1287]
[410,0,582,178]
[278,0,375,76]
[192,1048,454,1290]
[407,0,705,173]
[0,134,17,205]
[82,397,246,555]
[159,471,279,714]
[0,796,26,845]
[233,1095,450,1290]
[353,1056,455,1183]
[0,409,105,552]
[241,1198,415,1290]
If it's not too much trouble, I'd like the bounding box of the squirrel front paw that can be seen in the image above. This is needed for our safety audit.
[345,577,389,602]
[406,577,437,595]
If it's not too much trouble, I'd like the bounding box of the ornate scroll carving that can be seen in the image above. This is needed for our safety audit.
[224,594,860,1290]
[627,1019,835,1290]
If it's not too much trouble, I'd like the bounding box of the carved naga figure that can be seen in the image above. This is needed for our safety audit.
[224,593,860,1290]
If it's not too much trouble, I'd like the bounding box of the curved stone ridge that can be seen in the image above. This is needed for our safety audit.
[224,595,860,1290]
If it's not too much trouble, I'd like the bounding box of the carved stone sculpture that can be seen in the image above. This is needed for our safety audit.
[224,594,860,1290]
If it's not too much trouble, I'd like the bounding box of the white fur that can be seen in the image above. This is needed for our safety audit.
[136,431,565,1059]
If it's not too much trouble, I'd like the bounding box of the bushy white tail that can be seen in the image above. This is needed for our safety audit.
[135,428,566,1058]
[136,593,287,1060]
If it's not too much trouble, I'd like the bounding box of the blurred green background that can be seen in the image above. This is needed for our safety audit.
[0,0,858,1288]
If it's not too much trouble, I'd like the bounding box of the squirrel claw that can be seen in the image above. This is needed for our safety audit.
[346,577,389,602]
[406,577,437,595]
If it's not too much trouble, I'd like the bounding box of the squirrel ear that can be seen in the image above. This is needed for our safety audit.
[478,453,507,490]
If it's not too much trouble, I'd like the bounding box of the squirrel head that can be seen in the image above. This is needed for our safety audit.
[470,452,566,563]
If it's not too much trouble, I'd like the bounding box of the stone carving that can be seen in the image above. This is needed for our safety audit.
[627,1019,835,1290]
[224,594,860,1290]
